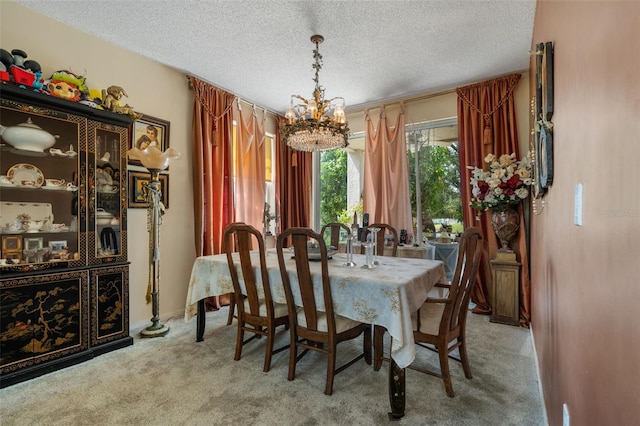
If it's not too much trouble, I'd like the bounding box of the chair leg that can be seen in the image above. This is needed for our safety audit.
[288,330,297,381]
[234,321,244,361]
[373,325,386,371]
[458,336,472,379]
[364,325,372,365]
[226,293,235,325]
[438,345,454,397]
[325,344,337,395]
[263,326,275,372]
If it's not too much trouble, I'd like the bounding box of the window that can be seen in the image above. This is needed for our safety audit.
[406,119,462,239]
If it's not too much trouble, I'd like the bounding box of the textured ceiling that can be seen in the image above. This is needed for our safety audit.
[13,0,536,114]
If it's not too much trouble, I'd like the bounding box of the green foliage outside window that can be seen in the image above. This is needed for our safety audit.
[407,143,462,225]
[319,149,347,225]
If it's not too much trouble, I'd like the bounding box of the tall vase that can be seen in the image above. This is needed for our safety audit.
[491,205,520,252]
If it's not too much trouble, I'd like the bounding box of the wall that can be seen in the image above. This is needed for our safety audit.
[1,2,195,327]
[530,1,640,424]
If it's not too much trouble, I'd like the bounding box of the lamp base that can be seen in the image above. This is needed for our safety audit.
[140,323,170,338]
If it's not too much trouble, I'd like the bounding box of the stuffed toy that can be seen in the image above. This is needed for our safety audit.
[47,70,88,102]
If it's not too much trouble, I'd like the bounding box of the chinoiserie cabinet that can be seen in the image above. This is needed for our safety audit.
[0,84,133,387]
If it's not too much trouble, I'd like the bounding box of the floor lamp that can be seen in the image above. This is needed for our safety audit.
[128,145,180,338]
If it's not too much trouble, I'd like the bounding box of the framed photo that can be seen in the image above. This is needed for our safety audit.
[48,240,68,254]
[129,114,171,166]
[127,170,170,209]
[24,237,44,250]
[2,235,22,251]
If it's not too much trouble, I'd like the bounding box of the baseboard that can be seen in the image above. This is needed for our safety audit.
[529,325,550,426]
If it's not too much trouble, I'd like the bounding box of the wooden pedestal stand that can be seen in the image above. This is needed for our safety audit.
[490,251,521,326]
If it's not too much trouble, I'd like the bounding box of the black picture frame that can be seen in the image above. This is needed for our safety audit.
[534,41,554,193]
[127,170,169,209]
[129,114,171,166]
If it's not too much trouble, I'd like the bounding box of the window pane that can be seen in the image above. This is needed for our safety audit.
[319,149,348,225]
[407,123,462,240]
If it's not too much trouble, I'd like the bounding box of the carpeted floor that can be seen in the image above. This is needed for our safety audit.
[0,308,545,425]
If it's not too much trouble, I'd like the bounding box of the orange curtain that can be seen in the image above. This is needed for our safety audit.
[235,101,266,230]
[275,117,311,235]
[457,73,531,327]
[363,104,412,232]
[189,76,235,257]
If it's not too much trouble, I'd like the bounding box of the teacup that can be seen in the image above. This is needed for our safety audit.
[0,259,7,265]
[26,220,44,231]
[0,175,12,185]
[46,178,65,187]
[49,223,66,231]
[5,221,22,231]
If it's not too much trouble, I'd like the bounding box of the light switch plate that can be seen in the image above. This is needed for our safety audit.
[574,184,583,226]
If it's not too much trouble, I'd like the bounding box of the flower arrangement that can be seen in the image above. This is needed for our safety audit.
[468,153,532,212]
[16,213,31,229]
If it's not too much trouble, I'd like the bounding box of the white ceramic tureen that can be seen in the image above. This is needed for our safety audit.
[0,117,60,152]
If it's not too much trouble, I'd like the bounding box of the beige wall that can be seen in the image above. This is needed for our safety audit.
[2,2,195,327]
[531,1,640,425]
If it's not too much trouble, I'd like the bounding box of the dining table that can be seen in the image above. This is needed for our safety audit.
[184,249,447,419]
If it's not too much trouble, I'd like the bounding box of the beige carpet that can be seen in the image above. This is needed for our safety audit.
[0,309,545,425]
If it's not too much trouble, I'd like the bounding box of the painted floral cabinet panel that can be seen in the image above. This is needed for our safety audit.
[0,270,88,374]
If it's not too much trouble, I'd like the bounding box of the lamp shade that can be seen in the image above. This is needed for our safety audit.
[128,146,181,170]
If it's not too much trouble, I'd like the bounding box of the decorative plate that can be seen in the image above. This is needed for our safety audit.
[7,163,45,188]
[95,168,113,186]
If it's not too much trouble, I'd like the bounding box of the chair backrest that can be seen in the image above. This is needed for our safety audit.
[361,223,399,257]
[223,222,276,319]
[276,227,336,335]
[320,222,351,249]
[438,227,483,335]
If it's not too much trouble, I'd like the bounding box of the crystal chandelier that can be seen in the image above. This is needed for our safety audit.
[282,35,349,152]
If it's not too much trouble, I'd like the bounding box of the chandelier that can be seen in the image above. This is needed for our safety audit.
[282,34,349,152]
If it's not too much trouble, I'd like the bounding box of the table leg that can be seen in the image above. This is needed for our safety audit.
[388,358,406,420]
[196,299,205,342]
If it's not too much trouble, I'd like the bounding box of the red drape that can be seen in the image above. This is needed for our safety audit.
[457,73,531,327]
[362,105,412,232]
[189,76,235,310]
[275,117,312,236]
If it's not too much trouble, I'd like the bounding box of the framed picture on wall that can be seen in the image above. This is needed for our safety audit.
[127,170,170,209]
[129,114,171,166]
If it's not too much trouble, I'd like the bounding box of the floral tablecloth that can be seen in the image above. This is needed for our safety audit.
[184,249,446,368]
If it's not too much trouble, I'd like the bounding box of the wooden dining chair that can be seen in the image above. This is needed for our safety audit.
[320,222,351,250]
[276,227,372,395]
[360,223,399,257]
[373,227,483,397]
[223,222,289,372]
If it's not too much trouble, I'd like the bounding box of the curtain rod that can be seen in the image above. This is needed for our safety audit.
[185,75,281,118]
[346,87,457,113]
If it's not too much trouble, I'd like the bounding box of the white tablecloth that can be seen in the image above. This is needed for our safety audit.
[185,249,446,368]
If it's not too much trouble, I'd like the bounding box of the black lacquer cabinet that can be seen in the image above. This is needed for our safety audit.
[0,84,133,387]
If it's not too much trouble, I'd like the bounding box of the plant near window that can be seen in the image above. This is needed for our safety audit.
[468,153,532,212]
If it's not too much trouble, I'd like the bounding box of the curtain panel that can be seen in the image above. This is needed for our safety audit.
[235,101,266,230]
[275,117,312,238]
[457,73,531,327]
[363,105,412,233]
[188,76,235,257]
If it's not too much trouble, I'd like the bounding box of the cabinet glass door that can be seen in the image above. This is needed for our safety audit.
[88,121,128,264]
[0,101,86,271]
